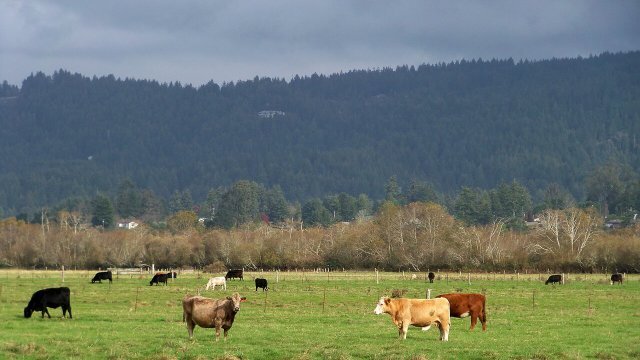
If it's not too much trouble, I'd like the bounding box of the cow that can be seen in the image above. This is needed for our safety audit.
[545,274,563,285]
[373,296,450,340]
[91,271,112,284]
[225,269,243,281]
[428,272,435,283]
[255,278,268,291]
[611,273,624,285]
[182,293,246,341]
[24,287,72,319]
[150,273,169,286]
[206,276,227,290]
[166,272,178,279]
[436,293,487,331]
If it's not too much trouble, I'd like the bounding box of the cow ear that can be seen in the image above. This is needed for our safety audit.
[384,297,391,305]
[240,297,247,302]
[226,296,232,300]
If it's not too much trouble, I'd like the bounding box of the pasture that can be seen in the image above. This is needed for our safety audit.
[0,270,638,359]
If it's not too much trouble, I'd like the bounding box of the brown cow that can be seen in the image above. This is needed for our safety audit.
[436,293,487,331]
[373,296,450,340]
[182,293,246,341]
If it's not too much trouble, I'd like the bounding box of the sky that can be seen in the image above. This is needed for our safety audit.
[1,0,639,87]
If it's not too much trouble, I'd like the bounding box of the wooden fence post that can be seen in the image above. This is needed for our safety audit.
[426,288,431,299]
[61,266,65,283]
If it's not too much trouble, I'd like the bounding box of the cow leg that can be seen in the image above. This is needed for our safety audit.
[469,313,478,330]
[398,322,409,339]
[223,328,229,341]
[43,308,51,318]
[438,320,450,341]
[215,326,221,342]
[185,318,195,339]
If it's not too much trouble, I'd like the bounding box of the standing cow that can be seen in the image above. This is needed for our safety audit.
[428,272,435,283]
[373,296,450,340]
[255,278,268,291]
[206,277,227,290]
[182,293,246,341]
[545,274,563,285]
[436,293,487,331]
[91,271,112,284]
[225,269,243,281]
[610,273,623,285]
[24,287,72,319]
[150,273,169,286]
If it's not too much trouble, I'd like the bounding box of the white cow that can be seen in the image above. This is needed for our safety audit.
[206,276,227,290]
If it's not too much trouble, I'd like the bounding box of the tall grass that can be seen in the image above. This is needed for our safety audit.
[0,270,638,359]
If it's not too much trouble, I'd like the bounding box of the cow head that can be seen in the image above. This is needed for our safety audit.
[227,293,243,312]
[373,297,391,315]
[24,306,33,318]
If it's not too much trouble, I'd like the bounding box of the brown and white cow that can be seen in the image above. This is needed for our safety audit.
[373,296,450,340]
[436,293,487,331]
[182,293,246,341]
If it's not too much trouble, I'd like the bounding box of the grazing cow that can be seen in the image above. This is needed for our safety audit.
[91,271,112,284]
[24,287,72,319]
[182,293,246,341]
[428,272,435,283]
[545,274,563,285]
[206,276,227,290]
[436,293,487,331]
[225,269,243,281]
[255,278,268,291]
[373,296,450,340]
[150,273,169,286]
[611,273,623,285]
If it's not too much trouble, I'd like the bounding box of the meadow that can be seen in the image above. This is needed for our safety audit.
[0,270,638,360]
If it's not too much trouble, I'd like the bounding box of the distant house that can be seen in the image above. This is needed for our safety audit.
[605,219,623,229]
[257,110,285,118]
[117,221,139,229]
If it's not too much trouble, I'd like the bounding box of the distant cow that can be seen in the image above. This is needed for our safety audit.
[91,271,112,284]
[611,273,623,285]
[182,293,246,341]
[150,273,169,286]
[428,272,435,283]
[166,272,177,279]
[24,287,72,319]
[436,293,487,331]
[225,269,243,281]
[206,276,227,290]
[255,278,268,291]
[545,274,563,285]
[373,296,450,340]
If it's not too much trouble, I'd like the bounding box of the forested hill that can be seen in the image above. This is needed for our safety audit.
[1,51,639,215]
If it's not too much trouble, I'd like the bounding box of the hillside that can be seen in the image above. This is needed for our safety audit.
[0,51,639,215]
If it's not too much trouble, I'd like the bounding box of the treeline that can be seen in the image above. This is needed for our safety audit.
[10,158,640,236]
[1,201,638,273]
[1,51,639,217]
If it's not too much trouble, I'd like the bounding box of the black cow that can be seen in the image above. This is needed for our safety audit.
[428,272,435,283]
[166,271,177,279]
[24,287,72,319]
[150,273,169,286]
[91,271,112,284]
[545,274,563,285]
[255,278,268,291]
[225,269,243,281]
[611,273,623,285]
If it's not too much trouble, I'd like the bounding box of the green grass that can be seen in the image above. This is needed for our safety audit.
[0,270,638,359]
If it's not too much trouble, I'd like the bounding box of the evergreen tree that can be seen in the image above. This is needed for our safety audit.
[91,194,115,228]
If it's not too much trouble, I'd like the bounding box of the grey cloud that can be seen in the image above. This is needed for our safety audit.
[1,0,638,86]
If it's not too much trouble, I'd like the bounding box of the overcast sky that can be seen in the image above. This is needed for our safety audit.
[1,0,639,87]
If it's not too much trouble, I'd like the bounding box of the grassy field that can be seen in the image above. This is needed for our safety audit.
[0,270,638,360]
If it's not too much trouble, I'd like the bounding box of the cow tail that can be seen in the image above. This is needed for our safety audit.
[482,296,487,323]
